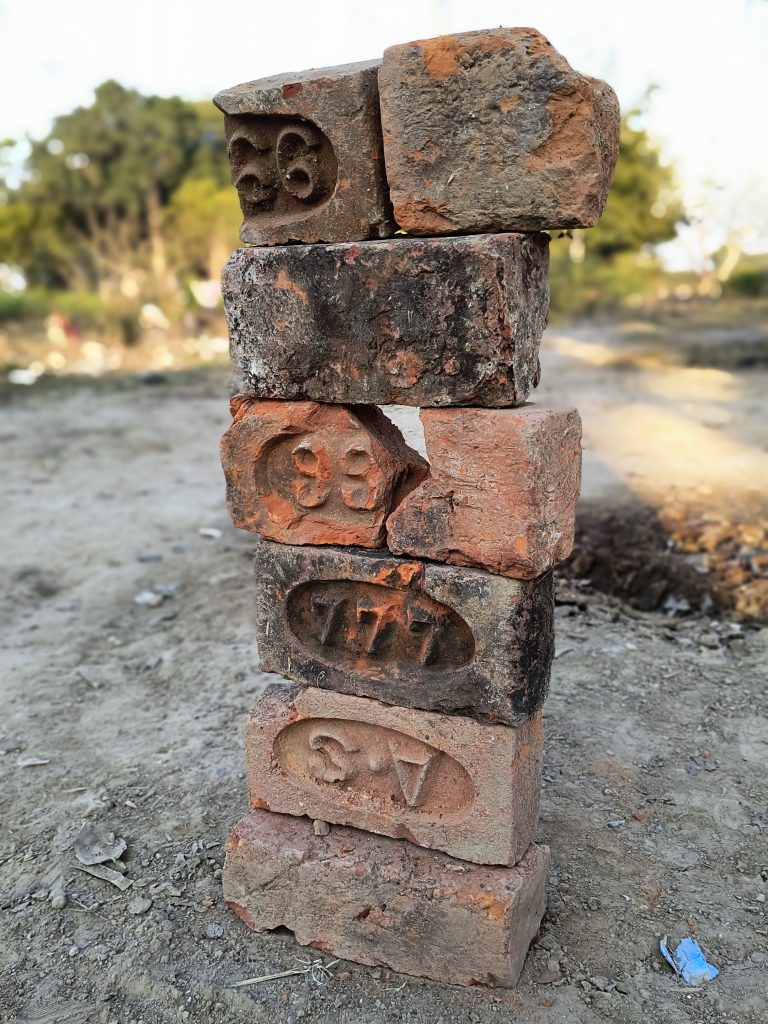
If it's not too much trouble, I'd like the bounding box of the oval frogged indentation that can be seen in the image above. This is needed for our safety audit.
[274,718,475,819]
[286,579,475,675]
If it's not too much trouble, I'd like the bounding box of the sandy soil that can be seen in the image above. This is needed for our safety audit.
[1,327,767,1024]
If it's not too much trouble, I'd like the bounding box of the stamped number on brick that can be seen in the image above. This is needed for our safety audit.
[263,431,387,516]
[227,115,338,220]
[286,580,475,672]
[274,718,474,816]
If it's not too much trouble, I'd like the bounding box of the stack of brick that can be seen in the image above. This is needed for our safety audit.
[215,27,619,987]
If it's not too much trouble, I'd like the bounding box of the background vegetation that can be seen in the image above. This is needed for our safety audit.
[1,80,766,371]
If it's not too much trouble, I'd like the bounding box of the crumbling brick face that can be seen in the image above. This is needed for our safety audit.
[252,538,554,725]
[224,809,550,987]
[245,684,543,865]
[214,61,394,245]
[222,233,549,408]
[387,405,582,579]
[221,398,428,547]
[378,27,620,234]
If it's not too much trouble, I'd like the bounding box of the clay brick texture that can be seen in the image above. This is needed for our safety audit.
[378,27,620,234]
[245,684,543,865]
[252,538,554,725]
[214,61,394,245]
[221,397,428,548]
[222,233,549,408]
[387,405,582,579]
[224,810,550,987]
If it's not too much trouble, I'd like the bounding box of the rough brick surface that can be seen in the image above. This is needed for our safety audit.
[387,405,582,579]
[245,684,542,865]
[214,61,393,245]
[224,810,549,987]
[223,234,549,408]
[252,539,553,725]
[221,397,428,547]
[378,27,620,234]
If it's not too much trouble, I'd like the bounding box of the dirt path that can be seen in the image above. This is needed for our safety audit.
[1,332,767,1023]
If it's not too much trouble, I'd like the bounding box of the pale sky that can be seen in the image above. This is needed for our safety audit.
[1,0,767,266]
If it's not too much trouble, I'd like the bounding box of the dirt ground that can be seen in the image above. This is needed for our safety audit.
[1,324,767,1024]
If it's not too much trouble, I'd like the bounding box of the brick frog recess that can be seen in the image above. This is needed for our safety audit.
[215,25,619,988]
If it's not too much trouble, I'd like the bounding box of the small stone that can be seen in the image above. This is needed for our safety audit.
[203,923,224,939]
[536,971,562,985]
[127,897,153,916]
[49,883,66,910]
[698,632,720,648]
[313,820,331,837]
[590,975,611,991]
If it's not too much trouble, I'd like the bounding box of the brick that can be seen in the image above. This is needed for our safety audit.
[252,538,553,725]
[220,397,428,548]
[245,684,542,865]
[387,406,582,579]
[225,810,549,987]
[214,61,393,245]
[378,27,620,234]
[223,233,549,408]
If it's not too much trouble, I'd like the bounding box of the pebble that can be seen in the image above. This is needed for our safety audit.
[698,632,721,649]
[313,819,331,836]
[49,884,66,910]
[127,897,153,916]
[536,971,561,985]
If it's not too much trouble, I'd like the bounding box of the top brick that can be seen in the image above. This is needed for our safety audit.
[214,61,394,245]
[378,27,620,235]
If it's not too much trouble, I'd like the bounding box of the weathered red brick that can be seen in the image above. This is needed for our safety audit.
[220,398,427,548]
[224,810,549,987]
[387,406,582,579]
[214,61,393,245]
[252,538,554,725]
[378,27,620,234]
[245,684,543,865]
[222,233,549,408]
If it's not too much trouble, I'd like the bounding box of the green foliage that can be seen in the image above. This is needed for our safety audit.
[164,176,241,280]
[0,81,238,294]
[722,254,768,298]
[1,84,692,326]
[588,111,683,258]
[550,106,685,314]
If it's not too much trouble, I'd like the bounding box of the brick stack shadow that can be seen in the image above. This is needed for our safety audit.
[213,27,620,987]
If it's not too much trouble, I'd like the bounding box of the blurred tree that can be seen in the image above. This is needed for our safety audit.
[549,104,685,314]
[588,108,683,258]
[164,177,240,282]
[0,82,239,298]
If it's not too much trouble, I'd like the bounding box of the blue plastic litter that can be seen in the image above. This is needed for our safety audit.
[660,935,719,987]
